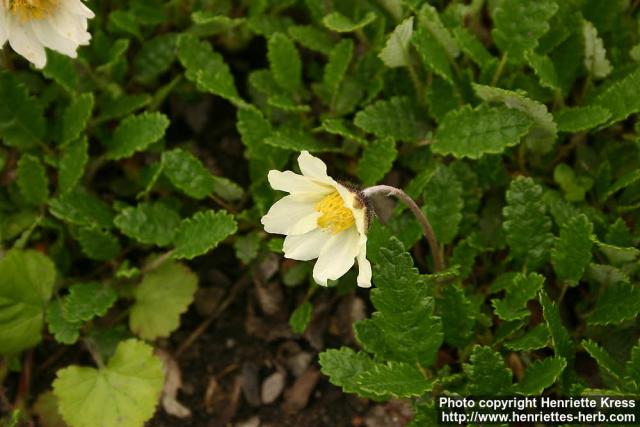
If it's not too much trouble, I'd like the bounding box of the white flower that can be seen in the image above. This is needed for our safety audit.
[0,0,94,68]
[261,151,372,288]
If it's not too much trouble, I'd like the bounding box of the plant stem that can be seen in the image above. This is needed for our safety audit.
[491,52,508,87]
[362,185,444,272]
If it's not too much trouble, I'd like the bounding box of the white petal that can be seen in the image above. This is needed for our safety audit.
[356,242,372,288]
[334,183,368,236]
[261,195,317,235]
[267,170,332,199]
[312,227,360,286]
[297,151,333,182]
[63,0,95,18]
[283,228,332,261]
[51,8,90,45]
[7,19,46,68]
[31,19,78,57]
[288,211,321,235]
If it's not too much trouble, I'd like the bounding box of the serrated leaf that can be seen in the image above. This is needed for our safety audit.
[322,11,376,33]
[551,214,593,284]
[42,51,80,92]
[422,164,463,244]
[233,231,260,262]
[354,97,419,142]
[53,339,164,427]
[211,176,243,202]
[492,273,545,321]
[452,27,493,67]
[492,0,558,63]
[596,242,640,266]
[319,347,377,398]
[515,357,567,395]
[0,250,55,354]
[354,239,443,366]
[464,346,512,395]
[553,106,611,132]
[265,127,335,152]
[130,262,197,340]
[473,84,558,154]
[268,32,302,92]
[62,282,118,323]
[526,51,560,90]
[582,339,623,382]
[161,148,214,199]
[323,39,353,105]
[355,362,433,398]
[503,177,553,269]
[583,20,612,79]
[505,324,550,351]
[417,4,459,58]
[133,33,178,84]
[378,17,414,68]
[412,27,453,83]
[321,119,366,145]
[433,104,531,159]
[0,72,45,149]
[17,154,48,205]
[114,202,180,247]
[425,77,462,123]
[288,25,333,54]
[46,300,82,345]
[58,136,88,193]
[97,94,151,123]
[77,227,121,261]
[440,284,475,347]
[604,169,640,201]
[106,112,169,160]
[177,34,244,106]
[289,301,312,334]
[172,210,237,260]
[356,138,397,186]
[586,263,629,286]
[540,292,574,366]
[49,190,115,229]
[59,93,94,145]
[593,68,640,125]
[589,283,640,326]
[624,342,640,390]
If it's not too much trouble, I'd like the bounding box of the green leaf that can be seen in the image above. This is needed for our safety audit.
[161,148,214,199]
[596,241,640,266]
[288,25,333,54]
[624,342,640,390]
[417,4,459,58]
[464,346,512,395]
[452,27,493,67]
[17,154,48,206]
[593,68,640,125]
[322,11,376,33]
[49,190,115,229]
[378,17,414,68]
[515,357,567,395]
[555,162,594,202]
[133,33,178,84]
[45,300,82,345]
[589,283,640,326]
[582,339,623,382]
[355,362,433,398]
[551,214,593,284]
[354,239,443,366]
[289,301,312,334]
[425,77,462,123]
[321,119,367,145]
[582,20,612,79]
[492,0,558,63]
[440,284,475,347]
[233,232,260,265]
[42,51,80,92]
[172,210,237,260]
[59,93,94,145]
[267,33,302,92]
[473,84,558,154]
[540,292,575,365]
[356,138,397,186]
[62,282,118,323]
[503,177,553,269]
[492,273,545,321]
[114,202,181,247]
[354,97,419,142]
[265,127,335,152]
[319,347,377,398]
[106,112,169,160]
[97,94,151,123]
[526,51,560,90]
[53,339,164,427]
[0,72,45,149]
[77,227,121,261]
[130,262,197,340]
[412,27,453,83]
[433,104,531,159]
[505,324,550,351]
[58,137,88,194]
[177,34,244,106]
[211,176,243,202]
[109,10,142,40]
[603,169,640,201]
[422,164,463,244]
[0,250,55,354]
[553,106,611,132]
[323,39,354,104]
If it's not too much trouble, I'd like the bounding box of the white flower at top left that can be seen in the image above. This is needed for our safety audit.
[0,0,94,68]
[261,151,372,288]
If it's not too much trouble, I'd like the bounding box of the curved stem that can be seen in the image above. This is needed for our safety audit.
[363,185,444,272]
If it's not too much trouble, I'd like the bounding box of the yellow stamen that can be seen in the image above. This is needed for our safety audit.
[8,0,59,22]
[315,191,355,234]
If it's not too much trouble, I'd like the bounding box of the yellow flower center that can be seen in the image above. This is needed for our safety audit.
[8,0,59,21]
[315,191,355,234]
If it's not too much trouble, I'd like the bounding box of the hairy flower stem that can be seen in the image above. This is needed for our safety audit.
[363,185,444,272]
